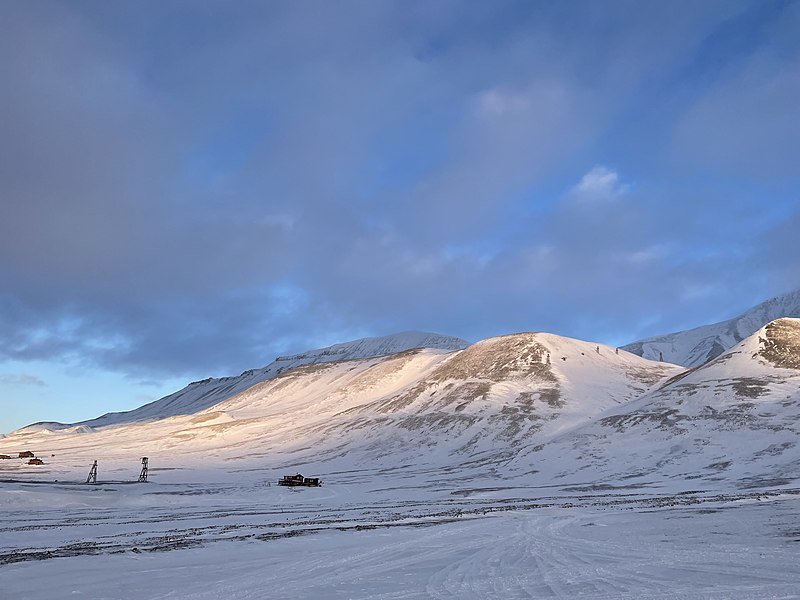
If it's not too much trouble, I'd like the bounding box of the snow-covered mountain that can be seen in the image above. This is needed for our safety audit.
[3,323,798,600]
[3,321,799,492]
[623,288,800,367]
[63,331,469,428]
[212,333,679,468]
[529,318,800,487]
[273,331,469,364]
[2,332,678,473]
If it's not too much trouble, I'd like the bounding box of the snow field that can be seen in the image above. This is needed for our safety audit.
[2,478,799,599]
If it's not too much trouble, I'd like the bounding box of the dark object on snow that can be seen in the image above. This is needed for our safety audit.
[18,451,34,459]
[278,473,322,487]
[0,454,11,460]
[278,474,304,486]
[138,457,149,482]
[86,460,98,484]
[27,458,44,465]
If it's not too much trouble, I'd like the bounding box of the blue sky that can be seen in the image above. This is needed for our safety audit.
[1,1,799,433]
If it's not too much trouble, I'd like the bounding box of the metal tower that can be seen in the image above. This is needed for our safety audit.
[86,460,97,484]
[138,457,149,482]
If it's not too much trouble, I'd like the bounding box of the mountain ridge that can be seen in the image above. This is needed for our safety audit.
[3,330,681,474]
[526,317,800,486]
[15,331,469,432]
[3,321,799,491]
[622,288,800,367]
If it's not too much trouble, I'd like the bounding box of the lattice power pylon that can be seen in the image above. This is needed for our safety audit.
[86,460,98,484]
[138,457,149,482]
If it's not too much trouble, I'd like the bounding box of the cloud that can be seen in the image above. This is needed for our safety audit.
[670,2,800,177]
[0,374,46,387]
[0,0,797,388]
[572,166,629,200]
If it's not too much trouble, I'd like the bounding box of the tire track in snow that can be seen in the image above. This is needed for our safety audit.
[423,508,800,599]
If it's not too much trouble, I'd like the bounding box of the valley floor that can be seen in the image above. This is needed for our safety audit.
[1,472,799,599]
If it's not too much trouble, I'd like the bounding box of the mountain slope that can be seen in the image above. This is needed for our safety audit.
[8,323,798,491]
[529,318,800,487]
[72,331,469,428]
[216,333,679,468]
[623,288,800,367]
[1,332,679,475]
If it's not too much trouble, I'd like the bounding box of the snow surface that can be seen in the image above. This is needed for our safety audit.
[2,323,800,598]
[33,331,470,430]
[623,288,800,367]
[527,319,800,487]
[1,475,800,599]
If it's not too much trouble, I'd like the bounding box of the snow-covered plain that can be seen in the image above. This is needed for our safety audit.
[2,473,800,599]
[2,324,800,598]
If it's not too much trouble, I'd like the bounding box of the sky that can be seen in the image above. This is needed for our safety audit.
[1,0,799,433]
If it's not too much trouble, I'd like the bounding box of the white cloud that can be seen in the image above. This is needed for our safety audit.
[572,166,629,200]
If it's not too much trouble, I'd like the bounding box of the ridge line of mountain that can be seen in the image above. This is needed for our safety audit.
[7,286,800,434]
[622,288,800,367]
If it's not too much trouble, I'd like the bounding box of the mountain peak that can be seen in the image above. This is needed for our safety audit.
[623,288,800,367]
[275,331,469,363]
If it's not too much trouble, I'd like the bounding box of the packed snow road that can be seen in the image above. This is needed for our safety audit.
[1,479,799,599]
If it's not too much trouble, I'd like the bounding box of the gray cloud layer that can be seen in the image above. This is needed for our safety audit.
[1,1,798,380]
[0,374,46,387]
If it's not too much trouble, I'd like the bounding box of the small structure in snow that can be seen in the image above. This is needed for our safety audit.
[27,458,44,465]
[86,460,98,484]
[18,451,34,459]
[278,473,322,487]
[0,454,11,460]
[138,457,149,482]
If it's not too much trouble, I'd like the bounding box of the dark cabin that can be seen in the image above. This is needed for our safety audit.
[278,473,322,487]
[278,473,306,486]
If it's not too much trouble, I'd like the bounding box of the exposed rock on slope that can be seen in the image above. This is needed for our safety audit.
[759,318,800,369]
[623,288,800,367]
